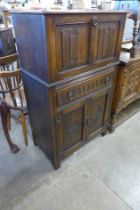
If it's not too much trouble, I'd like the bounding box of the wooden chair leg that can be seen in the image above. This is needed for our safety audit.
[20,111,28,146]
[0,101,20,153]
[7,107,11,130]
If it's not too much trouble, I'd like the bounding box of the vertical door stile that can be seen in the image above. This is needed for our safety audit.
[56,112,64,158]
[102,88,112,131]
[83,100,89,141]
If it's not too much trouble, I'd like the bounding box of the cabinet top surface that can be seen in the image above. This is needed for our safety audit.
[10,9,127,15]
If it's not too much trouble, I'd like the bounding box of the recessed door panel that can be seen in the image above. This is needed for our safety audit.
[86,95,106,136]
[62,107,84,150]
[90,21,120,63]
[56,24,89,71]
[57,102,87,158]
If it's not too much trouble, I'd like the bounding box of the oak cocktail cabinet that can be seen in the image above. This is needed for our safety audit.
[11,10,126,169]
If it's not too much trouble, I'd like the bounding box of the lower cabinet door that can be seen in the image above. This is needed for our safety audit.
[85,88,112,140]
[57,101,87,159]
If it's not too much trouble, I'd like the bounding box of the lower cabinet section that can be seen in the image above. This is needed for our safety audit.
[22,66,117,169]
[57,86,113,159]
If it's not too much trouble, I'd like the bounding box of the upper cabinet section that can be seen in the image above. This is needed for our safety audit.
[46,13,126,82]
[12,11,126,83]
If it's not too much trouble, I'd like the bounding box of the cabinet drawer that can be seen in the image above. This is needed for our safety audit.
[57,69,115,106]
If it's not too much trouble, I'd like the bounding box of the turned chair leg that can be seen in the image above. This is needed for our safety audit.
[0,101,20,153]
[7,107,11,130]
[20,111,28,146]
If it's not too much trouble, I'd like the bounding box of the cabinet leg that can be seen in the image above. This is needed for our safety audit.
[108,113,117,133]
[53,163,61,170]
[53,158,61,170]
[108,125,115,133]
[52,154,61,170]
[101,122,108,136]
[31,128,38,146]
[34,141,38,146]
[101,130,107,136]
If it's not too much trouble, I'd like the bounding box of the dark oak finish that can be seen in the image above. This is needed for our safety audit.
[11,10,126,169]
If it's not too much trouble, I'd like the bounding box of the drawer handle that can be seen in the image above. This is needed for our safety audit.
[67,91,74,100]
[91,17,98,26]
[105,76,110,83]
[84,118,92,128]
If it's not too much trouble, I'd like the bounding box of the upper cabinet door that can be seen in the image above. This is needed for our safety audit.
[89,16,120,64]
[46,13,126,82]
[56,24,89,72]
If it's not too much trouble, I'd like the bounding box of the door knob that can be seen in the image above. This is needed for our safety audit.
[91,17,98,26]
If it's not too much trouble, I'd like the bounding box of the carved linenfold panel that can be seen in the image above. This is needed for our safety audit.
[62,106,84,151]
[87,95,106,136]
[57,24,89,71]
[56,21,119,72]
[57,71,113,106]
[91,22,119,62]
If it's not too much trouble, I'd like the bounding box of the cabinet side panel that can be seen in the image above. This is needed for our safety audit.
[21,71,58,168]
[12,14,48,82]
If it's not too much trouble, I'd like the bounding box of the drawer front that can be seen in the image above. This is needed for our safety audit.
[46,13,126,82]
[57,68,115,106]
